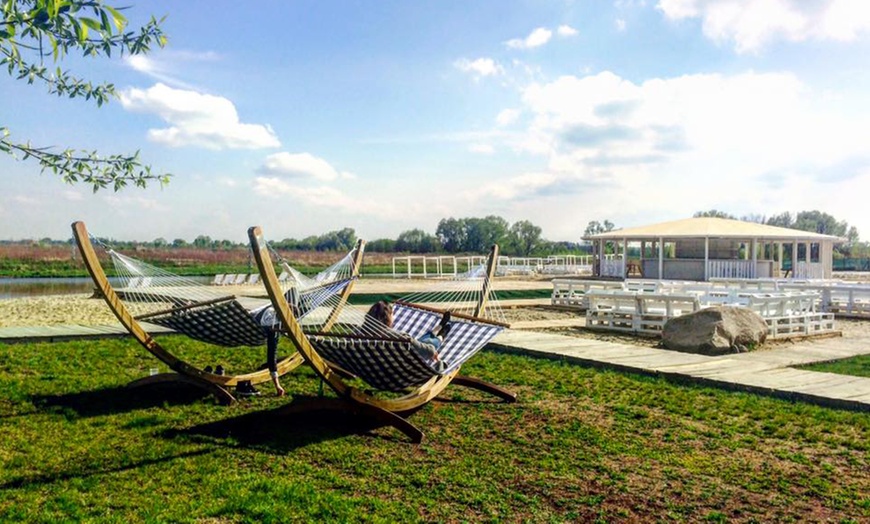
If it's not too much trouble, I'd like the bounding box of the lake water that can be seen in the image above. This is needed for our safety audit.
[0,276,213,300]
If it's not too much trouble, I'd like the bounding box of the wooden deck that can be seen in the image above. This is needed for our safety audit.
[491,327,870,412]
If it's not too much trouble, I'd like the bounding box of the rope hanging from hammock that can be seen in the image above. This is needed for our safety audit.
[92,236,359,347]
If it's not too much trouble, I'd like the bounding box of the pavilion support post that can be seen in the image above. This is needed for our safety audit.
[622,238,627,280]
[751,238,757,279]
[792,242,798,279]
[778,243,784,278]
[658,237,664,281]
[704,237,709,281]
[599,239,605,277]
[805,242,811,278]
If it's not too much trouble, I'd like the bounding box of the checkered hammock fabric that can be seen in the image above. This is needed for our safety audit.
[149,300,267,347]
[310,303,503,391]
[147,277,357,348]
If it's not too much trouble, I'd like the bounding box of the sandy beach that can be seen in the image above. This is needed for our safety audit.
[0,277,553,329]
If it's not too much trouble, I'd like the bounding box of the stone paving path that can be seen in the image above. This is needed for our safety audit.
[491,327,870,411]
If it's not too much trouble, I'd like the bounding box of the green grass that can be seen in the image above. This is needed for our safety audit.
[1,337,868,522]
[801,354,870,379]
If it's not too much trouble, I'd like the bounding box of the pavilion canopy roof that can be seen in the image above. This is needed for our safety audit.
[584,217,843,242]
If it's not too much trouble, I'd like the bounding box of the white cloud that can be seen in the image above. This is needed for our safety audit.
[12,195,39,205]
[465,69,870,236]
[125,50,221,90]
[252,177,393,218]
[102,195,167,212]
[616,18,627,31]
[63,191,83,201]
[469,143,495,154]
[505,27,554,49]
[119,83,281,149]
[454,57,504,79]
[471,172,559,200]
[496,108,521,126]
[257,152,352,182]
[658,0,870,53]
[557,25,578,37]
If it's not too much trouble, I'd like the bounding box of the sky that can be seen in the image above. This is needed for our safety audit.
[2,0,870,243]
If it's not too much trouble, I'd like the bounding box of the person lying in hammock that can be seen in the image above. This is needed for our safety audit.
[363,300,451,370]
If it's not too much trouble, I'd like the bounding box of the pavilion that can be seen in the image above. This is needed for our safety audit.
[584,217,843,281]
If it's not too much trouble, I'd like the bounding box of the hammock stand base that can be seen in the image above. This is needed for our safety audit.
[451,375,518,403]
[127,372,237,405]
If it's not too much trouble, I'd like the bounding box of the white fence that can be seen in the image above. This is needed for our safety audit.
[557,278,870,320]
[584,288,836,339]
[706,260,755,279]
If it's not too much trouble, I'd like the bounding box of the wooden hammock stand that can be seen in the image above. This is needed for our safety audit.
[71,221,363,404]
[249,225,516,443]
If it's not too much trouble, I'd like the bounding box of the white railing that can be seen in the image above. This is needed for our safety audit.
[793,261,824,279]
[601,256,624,277]
[706,260,755,279]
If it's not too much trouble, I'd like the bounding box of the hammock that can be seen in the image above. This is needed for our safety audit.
[72,220,365,405]
[249,224,515,443]
[101,241,359,347]
[310,303,505,391]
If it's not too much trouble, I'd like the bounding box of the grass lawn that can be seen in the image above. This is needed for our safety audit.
[801,354,870,379]
[1,336,868,522]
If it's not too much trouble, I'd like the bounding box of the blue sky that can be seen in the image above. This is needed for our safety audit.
[2,0,870,243]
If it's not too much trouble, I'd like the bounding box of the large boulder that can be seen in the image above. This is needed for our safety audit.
[662,306,768,355]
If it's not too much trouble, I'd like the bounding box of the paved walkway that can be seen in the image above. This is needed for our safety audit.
[491,328,870,411]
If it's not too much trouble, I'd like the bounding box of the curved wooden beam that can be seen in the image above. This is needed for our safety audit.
[71,221,302,402]
[452,375,518,403]
[127,372,236,405]
[473,244,499,319]
[321,238,366,333]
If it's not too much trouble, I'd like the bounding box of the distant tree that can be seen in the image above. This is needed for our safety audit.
[766,212,794,228]
[192,235,212,249]
[507,220,542,256]
[583,220,615,238]
[395,229,438,253]
[171,238,187,248]
[463,216,508,253]
[333,227,357,251]
[792,210,849,237]
[1,0,170,190]
[152,237,168,248]
[693,210,736,219]
[436,217,467,253]
[366,238,397,253]
[740,214,766,224]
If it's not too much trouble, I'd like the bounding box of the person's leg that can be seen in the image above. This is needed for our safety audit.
[417,331,442,351]
[266,330,284,396]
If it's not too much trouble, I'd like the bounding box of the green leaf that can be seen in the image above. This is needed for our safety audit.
[80,17,102,33]
[102,5,127,32]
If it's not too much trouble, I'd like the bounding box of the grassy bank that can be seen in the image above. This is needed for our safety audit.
[1,337,868,522]
[802,354,870,379]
